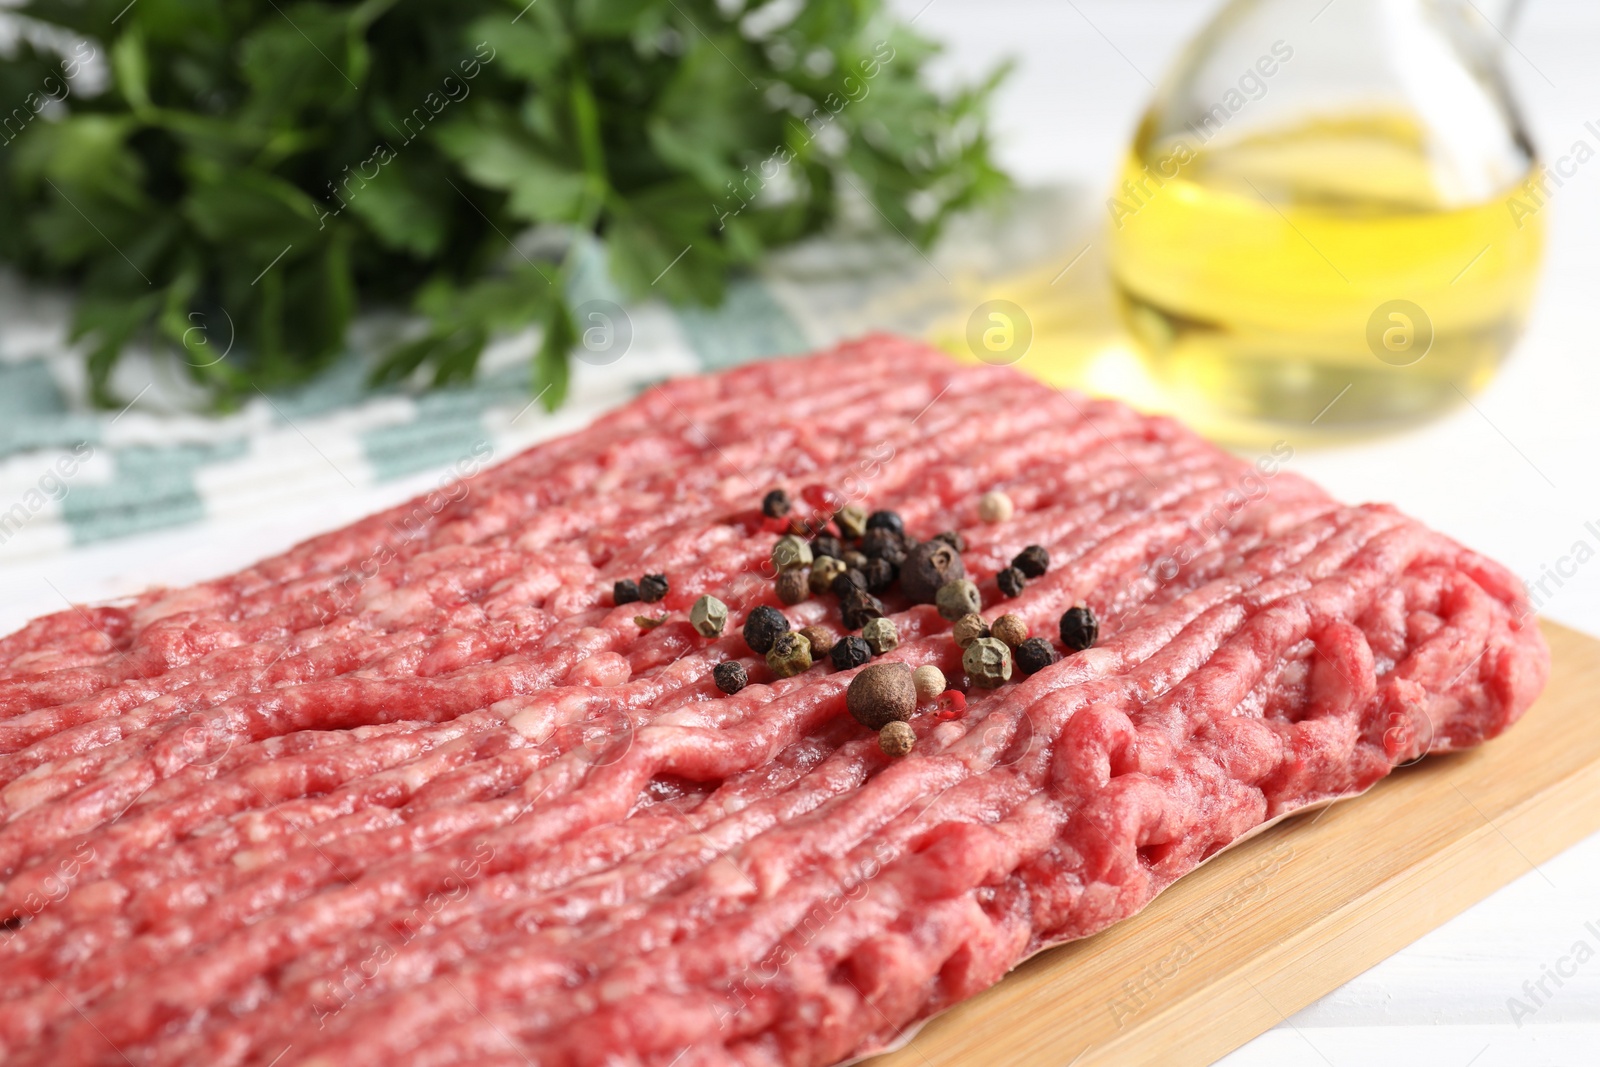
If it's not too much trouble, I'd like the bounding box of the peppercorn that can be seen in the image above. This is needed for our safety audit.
[861,527,908,566]
[762,488,791,519]
[996,566,1026,598]
[830,634,872,670]
[1015,637,1060,675]
[831,568,867,599]
[843,549,869,571]
[861,556,896,594]
[771,534,813,572]
[861,616,899,655]
[613,579,641,605]
[811,534,844,560]
[879,720,915,758]
[713,660,748,694]
[634,614,667,629]
[689,595,728,637]
[798,625,836,658]
[866,510,904,535]
[846,662,916,729]
[901,540,965,604]
[936,578,982,620]
[1013,544,1049,579]
[776,569,809,605]
[952,612,990,649]
[743,605,790,654]
[932,530,967,552]
[835,504,868,540]
[912,665,946,702]
[639,573,669,602]
[978,491,1014,524]
[810,556,848,595]
[963,637,1013,688]
[1059,604,1099,652]
[840,587,885,630]
[766,631,813,678]
[990,613,1028,648]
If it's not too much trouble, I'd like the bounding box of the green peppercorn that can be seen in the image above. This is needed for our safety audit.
[772,534,813,572]
[613,579,641,605]
[952,612,989,648]
[689,595,728,637]
[835,504,868,540]
[879,720,916,758]
[1013,544,1049,578]
[1015,637,1060,675]
[936,578,982,620]
[639,573,669,602]
[762,488,791,519]
[963,636,1013,687]
[1059,604,1099,652]
[810,556,848,595]
[861,616,899,655]
[996,566,1026,598]
[840,587,885,631]
[766,630,813,678]
[830,634,872,670]
[901,540,965,604]
[714,660,748,694]
[743,605,790,654]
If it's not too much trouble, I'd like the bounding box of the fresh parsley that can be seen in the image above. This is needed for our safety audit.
[0,0,1009,409]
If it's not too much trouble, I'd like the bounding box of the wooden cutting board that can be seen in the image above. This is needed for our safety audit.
[876,620,1600,1067]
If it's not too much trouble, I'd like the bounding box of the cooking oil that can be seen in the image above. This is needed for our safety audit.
[1108,112,1545,434]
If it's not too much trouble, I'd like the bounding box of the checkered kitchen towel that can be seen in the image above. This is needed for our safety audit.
[0,187,1096,561]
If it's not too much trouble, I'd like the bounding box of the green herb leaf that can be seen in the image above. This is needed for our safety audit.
[0,0,1010,409]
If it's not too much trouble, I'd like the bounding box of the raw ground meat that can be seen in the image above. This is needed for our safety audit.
[0,336,1548,1067]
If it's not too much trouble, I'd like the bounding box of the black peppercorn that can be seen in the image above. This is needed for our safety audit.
[762,488,790,519]
[843,549,869,571]
[713,660,748,694]
[613,579,641,605]
[865,510,904,535]
[861,526,908,566]
[861,556,896,594]
[997,567,1026,598]
[1015,637,1060,675]
[901,540,965,604]
[743,605,790,654]
[830,634,872,671]
[932,530,966,552]
[811,534,844,560]
[1059,604,1099,652]
[1013,544,1050,579]
[831,568,868,598]
[639,574,669,602]
[840,587,885,630]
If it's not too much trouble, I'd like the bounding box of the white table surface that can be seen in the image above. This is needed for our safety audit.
[0,3,1595,1064]
[886,1,1600,1064]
